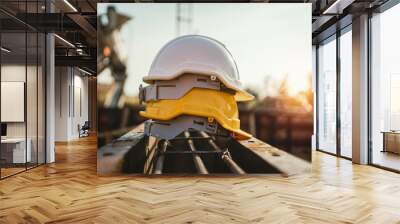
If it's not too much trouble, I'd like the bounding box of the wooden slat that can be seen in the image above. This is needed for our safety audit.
[1,134,400,223]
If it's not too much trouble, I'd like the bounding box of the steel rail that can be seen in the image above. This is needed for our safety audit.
[153,140,169,174]
[169,136,212,141]
[184,131,209,174]
[161,150,222,154]
[144,138,160,174]
[199,132,246,174]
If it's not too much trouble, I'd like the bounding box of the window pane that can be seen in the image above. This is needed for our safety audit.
[318,37,337,154]
[1,31,27,177]
[371,4,400,171]
[0,0,46,179]
[340,29,352,158]
[27,31,38,169]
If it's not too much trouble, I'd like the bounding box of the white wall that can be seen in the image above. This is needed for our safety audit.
[55,67,89,141]
[1,65,41,138]
[55,67,69,141]
[1,65,26,138]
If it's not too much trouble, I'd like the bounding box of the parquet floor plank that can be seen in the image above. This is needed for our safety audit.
[0,135,399,223]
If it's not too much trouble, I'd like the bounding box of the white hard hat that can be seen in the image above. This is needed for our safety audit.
[143,35,254,101]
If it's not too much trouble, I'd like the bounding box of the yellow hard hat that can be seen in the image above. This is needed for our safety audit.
[139,88,251,140]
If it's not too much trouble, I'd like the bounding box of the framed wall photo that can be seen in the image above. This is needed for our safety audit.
[97,3,313,176]
[1,81,25,122]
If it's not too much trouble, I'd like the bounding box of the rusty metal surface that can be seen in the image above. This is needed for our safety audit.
[237,138,310,176]
[97,125,145,175]
[97,123,310,176]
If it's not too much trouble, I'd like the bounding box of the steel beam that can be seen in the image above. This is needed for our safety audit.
[184,132,209,174]
[55,55,96,69]
[153,140,168,174]
[67,13,97,38]
[199,132,245,174]
[221,151,246,175]
[323,0,356,14]
[15,13,81,32]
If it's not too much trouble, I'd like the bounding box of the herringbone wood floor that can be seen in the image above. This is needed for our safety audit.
[1,135,400,224]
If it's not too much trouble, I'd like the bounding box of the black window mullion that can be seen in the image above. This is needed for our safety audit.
[316,45,319,151]
[0,22,2,179]
[25,0,28,171]
[44,0,48,165]
[73,68,75,118]
[336,29,341,157]
[367,11,373,165]
[36,0,39,167]
[44,31,47,164]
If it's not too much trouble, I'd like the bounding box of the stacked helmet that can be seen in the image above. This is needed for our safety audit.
[140,35,253,140]
[143,35,254,102]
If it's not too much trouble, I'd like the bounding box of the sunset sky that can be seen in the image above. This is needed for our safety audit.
[98,3,312,97]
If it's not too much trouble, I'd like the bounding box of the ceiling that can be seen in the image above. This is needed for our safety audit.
[0,0,98,73]
[0,0,394,74]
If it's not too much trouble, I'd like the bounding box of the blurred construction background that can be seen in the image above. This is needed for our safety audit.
[97,3,313,161]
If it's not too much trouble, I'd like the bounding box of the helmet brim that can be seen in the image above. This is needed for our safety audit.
[234,91,255,102]
[140,111,252,140]
[230,128,252,140]
[143,72,255,102]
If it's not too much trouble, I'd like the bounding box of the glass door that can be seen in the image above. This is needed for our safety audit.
[1,30,28,178]
[0,0,46,179]
[339,27,352,158]
[370,4,400,171]
[317,36,337,154]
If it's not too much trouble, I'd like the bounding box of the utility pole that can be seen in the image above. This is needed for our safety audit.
[176,3,193,36]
